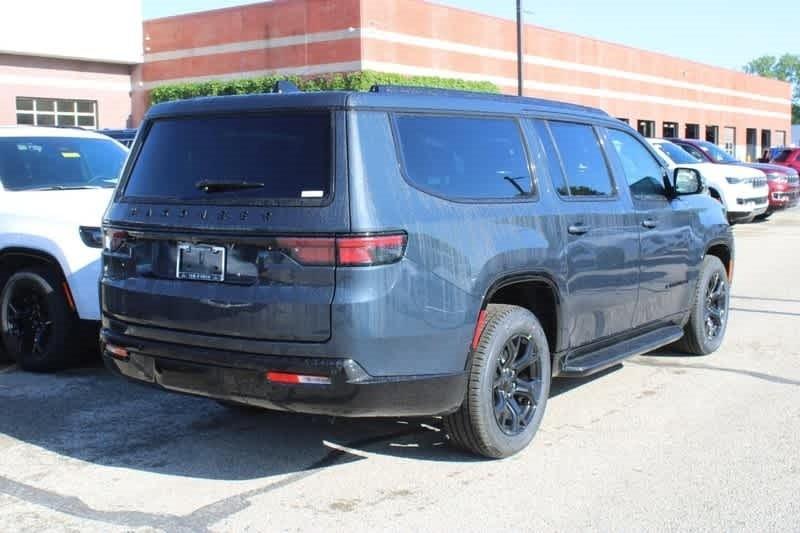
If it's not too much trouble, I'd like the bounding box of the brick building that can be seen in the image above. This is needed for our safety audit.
[0,0,142,129]
[134,0,791,160]
[0,0,789,159]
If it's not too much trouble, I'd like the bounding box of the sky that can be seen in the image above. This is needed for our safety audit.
[141,0,796,71]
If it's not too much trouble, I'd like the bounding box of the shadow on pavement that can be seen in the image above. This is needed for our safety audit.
[0,365,486,481]
[550,364,622,397]
[0,356,644,481]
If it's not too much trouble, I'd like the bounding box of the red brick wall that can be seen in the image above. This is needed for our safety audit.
[135,0,792,153]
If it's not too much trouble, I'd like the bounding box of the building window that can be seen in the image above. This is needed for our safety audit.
[761,129,772,151]
[617,118,629,125]
[15,97,97,128]
[723,126,736,156]
[685,123,700,139]
[775,130,786,147]
[637,120,655,138]
[662,122,679,138]
[706,125,719,144]
[746,128,758,162]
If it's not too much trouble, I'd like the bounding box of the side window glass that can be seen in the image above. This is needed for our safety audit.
[394,115,533,199]
[606,129,667,197]
[681,144,705,161]
[547,121,615,197]
[531,120,569,196]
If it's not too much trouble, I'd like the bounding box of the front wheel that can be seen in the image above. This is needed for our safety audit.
[674,256,730,355]
[0,268,77,372]
[444,304,551,459]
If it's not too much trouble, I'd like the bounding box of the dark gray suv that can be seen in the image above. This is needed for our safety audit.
[101,86,733,458]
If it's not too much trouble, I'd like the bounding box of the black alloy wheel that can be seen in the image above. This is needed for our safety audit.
[445,304,551,458]
[1,268,77,371]
[703,270,728,342]
[673,255,730,355]
[493,334,542,436]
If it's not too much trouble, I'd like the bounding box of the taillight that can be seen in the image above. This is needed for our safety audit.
[336,234,406,266]
[273,233,407,266]
[103,229,128,252]
[274,237,335,266]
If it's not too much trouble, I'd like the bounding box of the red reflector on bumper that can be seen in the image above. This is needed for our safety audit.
[266,371,331,385]
[471,309,488,350]
[106,344,129,361]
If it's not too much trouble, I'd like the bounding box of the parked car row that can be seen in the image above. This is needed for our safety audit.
[647,137,799,224]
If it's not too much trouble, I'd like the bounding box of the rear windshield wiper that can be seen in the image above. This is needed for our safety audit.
[195,179,265,193]
[29,185,104,191]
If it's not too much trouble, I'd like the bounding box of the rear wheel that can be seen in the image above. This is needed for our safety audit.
[444,304,550,459]
[674,256,730,355]
[0,268,77,372]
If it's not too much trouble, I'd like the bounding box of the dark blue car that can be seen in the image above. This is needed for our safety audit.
[100,86,733,458]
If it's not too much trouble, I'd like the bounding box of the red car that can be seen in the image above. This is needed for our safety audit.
[768,148,800,209]
[669,138,800,215]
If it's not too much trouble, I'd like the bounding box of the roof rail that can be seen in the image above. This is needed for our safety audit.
[272,80,302,94]
[368,84,608,117]
[369,84,492,97]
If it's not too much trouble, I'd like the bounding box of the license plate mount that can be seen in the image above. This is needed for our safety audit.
[176,243,226,282]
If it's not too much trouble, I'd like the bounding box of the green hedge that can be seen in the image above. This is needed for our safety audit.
[149,71,499,104]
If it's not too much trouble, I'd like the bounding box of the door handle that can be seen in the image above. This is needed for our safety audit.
[642,218,658,229]
[567,223,591,235]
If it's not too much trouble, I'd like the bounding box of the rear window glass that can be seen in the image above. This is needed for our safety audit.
[773,150,793,162]
[394,115,533,200]
[124,113,331,202]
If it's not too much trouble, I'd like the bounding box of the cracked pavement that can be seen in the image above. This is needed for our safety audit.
[1,209,799,532]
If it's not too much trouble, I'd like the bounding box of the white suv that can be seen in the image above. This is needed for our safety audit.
[647,138,768,223]
[0,126,128,371]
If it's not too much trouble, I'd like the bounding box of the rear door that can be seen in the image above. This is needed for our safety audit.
[532,119,640,348]
[603,127,693,326]
[102,110,347,342]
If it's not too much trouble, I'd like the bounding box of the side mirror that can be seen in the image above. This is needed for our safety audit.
[672,167,704,195]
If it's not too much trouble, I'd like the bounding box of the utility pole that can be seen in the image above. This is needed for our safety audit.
[516,0,523,96]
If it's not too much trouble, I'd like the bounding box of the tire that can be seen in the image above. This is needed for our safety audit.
[0,268,78,372]
[673,256,730,355]
[444,304,551,459]
[754,211,772,221]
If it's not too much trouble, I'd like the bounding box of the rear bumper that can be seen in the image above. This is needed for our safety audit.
[101,328,467,417]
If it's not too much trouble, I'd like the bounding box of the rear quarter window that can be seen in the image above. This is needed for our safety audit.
[123,113,332,203]
[393,114,534,200]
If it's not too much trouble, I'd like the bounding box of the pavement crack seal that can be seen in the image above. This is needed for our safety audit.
[629,360,800,386]
[181,426,426,530]
[0,475,178,531]
[0,426,427,532]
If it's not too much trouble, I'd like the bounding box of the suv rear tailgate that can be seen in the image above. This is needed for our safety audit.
[102,107,348,343]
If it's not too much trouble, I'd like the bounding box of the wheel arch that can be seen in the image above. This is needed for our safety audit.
[707,186,725,207]
[704,240,733,280]
[478,272,565,355]
[0,247,76,313]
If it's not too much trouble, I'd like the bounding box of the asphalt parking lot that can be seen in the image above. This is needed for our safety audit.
[1,210,799,532]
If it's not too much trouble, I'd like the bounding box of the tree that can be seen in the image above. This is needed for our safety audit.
[744,54,800,123]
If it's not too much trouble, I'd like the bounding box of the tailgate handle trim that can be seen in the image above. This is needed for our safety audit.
[200,298,253,309]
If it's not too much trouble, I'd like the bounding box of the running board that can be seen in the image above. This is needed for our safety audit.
[560,325,684,377]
